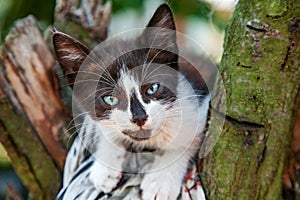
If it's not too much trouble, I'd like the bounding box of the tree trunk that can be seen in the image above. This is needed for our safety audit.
[202,0,300,199]
[0,16,67,199]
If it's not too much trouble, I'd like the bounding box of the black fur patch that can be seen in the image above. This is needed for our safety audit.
[130,92,148,126]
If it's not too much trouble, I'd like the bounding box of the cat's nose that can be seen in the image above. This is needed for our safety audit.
[130,92,148,127]
[131,115,148,127]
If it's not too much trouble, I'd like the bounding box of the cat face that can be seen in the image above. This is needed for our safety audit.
[98,67,176,142]
[53,4,208,149]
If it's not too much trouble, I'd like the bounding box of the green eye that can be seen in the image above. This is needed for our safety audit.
[146,83,159,95]
[102,96,119,106]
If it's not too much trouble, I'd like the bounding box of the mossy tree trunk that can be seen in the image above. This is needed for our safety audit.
[203,0,300,199]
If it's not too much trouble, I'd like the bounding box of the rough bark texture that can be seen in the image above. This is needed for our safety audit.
[0,16,67,199]
[203,0,300,199]
[54,0,111,47]
[0,0,111,198]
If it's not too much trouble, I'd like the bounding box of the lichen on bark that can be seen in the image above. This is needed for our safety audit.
[203,0,300,199]
[0,99,61,199]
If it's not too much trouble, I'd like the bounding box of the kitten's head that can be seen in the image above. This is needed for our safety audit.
[53,4,208,150]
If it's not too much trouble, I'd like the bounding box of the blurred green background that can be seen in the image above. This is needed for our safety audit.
[0,0,231,43]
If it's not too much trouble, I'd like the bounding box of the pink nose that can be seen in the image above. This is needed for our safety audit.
[131,115,148,127]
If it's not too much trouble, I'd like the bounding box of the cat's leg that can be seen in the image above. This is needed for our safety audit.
[141,150,192,200]
[89,138,125,193]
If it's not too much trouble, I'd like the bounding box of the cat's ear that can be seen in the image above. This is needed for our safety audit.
[52,31,90,87]
[146,4,176,31]
[141,4,178,67]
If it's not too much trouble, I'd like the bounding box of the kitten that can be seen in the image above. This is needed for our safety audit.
[53,4,212,200]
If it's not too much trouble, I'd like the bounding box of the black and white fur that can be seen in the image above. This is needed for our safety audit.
[53,4,211,200]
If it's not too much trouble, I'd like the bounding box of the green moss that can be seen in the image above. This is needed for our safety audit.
[0,99,61,200]
[54,20,98,48]
[220,0,297,125]
[203,0,300,199]
[204,117,268,199]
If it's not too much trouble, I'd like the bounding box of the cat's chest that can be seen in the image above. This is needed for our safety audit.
[121,151,156,173]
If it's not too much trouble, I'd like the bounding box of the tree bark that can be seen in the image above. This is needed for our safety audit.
[0,16,67,199]
[0,0,111,198]
[54,0,111,46]
[203,0,300,199]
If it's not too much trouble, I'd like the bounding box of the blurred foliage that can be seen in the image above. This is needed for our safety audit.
[109,0,229,30]
[0,0,229,43]
[0,165,28,199]
[168,0,229,30]
[0,144,10,165]
[107,0,144,13]
[169,0,212,19]
[0,0,55,43]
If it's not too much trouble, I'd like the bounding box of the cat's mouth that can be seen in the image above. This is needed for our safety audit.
[122,129,152,141]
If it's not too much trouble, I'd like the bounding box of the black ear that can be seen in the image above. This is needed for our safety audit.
[52,31,90,87]
[146,4,176,30]
[141,4,178,68]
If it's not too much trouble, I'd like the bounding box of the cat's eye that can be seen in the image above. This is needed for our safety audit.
[146,83,160,96]
[102,95,119,106]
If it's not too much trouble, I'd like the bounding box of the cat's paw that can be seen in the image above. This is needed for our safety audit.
[141,172,181,200]
[90,162,122,193]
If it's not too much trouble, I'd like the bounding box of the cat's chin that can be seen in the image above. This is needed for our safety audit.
[122,129,152,141]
